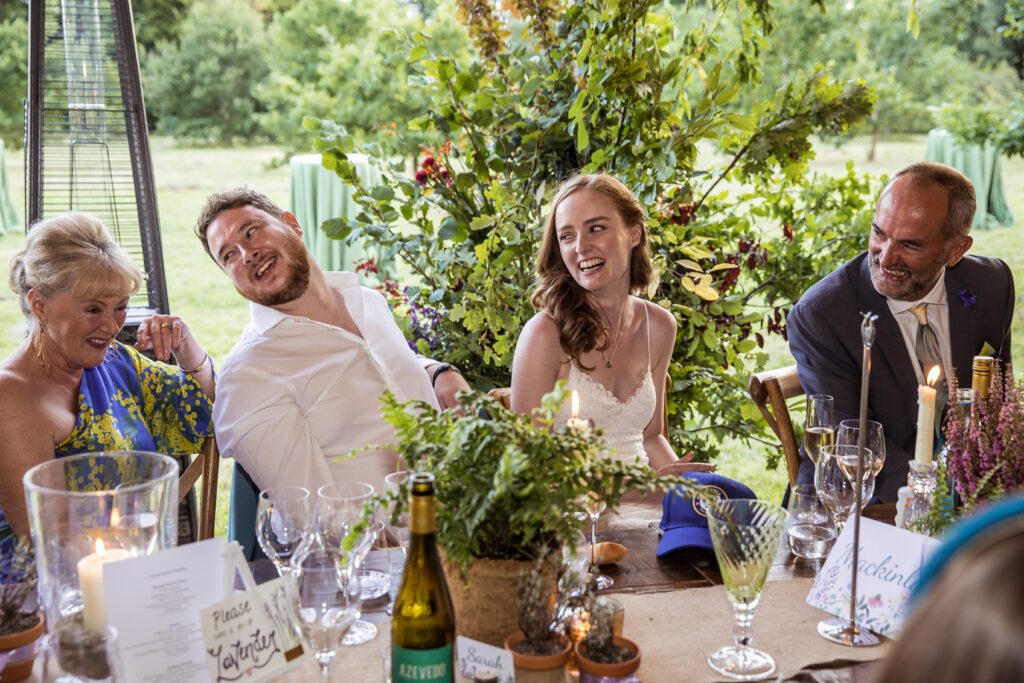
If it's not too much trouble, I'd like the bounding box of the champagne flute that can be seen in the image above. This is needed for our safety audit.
[256,486,311,576]
[705,497,787,681]
[288,531,361,681]
[804,395,835,466]
[585,492,613,591]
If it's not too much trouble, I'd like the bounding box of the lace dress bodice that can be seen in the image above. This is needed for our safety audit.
[553,299,656,465]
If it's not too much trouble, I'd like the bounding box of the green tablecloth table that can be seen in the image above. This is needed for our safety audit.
[924,128,1014,230]
[288,152,381,270]
[0,140,19,234]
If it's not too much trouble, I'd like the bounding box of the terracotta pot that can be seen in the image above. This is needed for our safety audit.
[504,631,571,683]
[575,635,641,680]
[0,613,44,683]
[441,555,531,646]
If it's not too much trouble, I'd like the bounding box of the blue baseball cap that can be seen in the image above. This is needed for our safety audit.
[657,472,756,556]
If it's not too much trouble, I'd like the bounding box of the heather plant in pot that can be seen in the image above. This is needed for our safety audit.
[378,385,694,645]
[0,539,44,683]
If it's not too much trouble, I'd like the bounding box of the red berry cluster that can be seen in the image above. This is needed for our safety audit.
[766,307,788,341]
[354,257,380,276]
[782,223,794,241]
[657,187,697,226]
[415,156,451,187]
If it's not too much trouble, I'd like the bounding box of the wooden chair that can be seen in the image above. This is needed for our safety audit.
[748,365,805,486]
[177,437,219,541]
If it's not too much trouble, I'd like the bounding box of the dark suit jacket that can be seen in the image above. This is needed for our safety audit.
[787,253,1014,502]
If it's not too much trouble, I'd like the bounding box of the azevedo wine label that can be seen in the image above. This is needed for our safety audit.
[393,644,453,682]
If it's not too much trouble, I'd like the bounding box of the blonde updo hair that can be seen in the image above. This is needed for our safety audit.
[9,212,143,320]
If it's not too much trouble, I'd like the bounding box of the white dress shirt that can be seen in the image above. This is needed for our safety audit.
[885,273,954,386]
[214,271,438,495]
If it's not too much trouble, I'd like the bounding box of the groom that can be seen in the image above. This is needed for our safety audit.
[787,162,1014,502]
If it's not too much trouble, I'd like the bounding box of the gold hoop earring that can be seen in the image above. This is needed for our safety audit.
[35,323,48,373]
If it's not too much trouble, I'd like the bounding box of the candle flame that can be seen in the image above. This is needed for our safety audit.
[95,538,105,555]
[571,390,579,419]
[110,508,120,528]
[927,365,941,386]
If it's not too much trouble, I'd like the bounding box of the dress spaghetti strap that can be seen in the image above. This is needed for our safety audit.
[643,299,651,371]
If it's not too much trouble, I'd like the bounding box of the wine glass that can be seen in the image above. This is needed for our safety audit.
[288,531,361,681]
[704,497,787,681]
[836,420,885,502]
[317,482,378,646]
[256,486,312,576]
[785,484,836,560]
[803,395,835,466]
[815,445,877,534]
[383,470,411,559]
[584,492,613,591]
[342,519,391,647]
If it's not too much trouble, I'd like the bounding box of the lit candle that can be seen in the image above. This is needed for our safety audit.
[914,366,941,466]
[566,390,590,432]
[77,538,129,633]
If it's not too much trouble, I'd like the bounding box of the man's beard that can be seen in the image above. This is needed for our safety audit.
[868,250,946,301]
[242,238,311,307]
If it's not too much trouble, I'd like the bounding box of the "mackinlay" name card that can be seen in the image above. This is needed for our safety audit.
[807,517,940,637]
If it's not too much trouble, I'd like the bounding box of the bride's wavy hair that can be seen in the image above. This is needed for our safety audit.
[531,174,653,369]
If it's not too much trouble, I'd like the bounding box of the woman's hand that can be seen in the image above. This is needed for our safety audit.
[656,451,716,478]
[136,314,205,369]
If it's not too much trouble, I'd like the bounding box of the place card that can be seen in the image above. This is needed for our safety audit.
[200,576,305,683]
[806,517,940,637]
[103,537,233,683]
[455,635,514,683]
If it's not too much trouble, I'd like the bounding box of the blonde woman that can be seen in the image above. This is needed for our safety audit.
[0,213,215,547]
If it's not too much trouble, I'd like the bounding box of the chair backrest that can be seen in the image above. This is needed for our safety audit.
[748,365,804,486]
[177,437,219,541]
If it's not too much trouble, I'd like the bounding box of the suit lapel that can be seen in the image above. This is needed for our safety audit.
[945,266,975,389]
[858,258,919,425]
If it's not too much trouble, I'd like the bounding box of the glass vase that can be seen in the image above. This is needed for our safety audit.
[903,461,938,535]
[23,451,179,630]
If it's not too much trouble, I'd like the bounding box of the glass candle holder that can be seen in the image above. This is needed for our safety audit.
[904,461,938,534]
[23,451,179,629]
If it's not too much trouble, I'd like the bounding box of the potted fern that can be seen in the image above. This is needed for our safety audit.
[378,386,691,646]
[0,539,44,683]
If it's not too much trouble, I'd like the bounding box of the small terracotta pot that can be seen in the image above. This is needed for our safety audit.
[0,613,45,683]
[505,631,571,666]
[575,635,641,680]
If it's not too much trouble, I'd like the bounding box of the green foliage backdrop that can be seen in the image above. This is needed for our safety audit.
[309,0,879,459]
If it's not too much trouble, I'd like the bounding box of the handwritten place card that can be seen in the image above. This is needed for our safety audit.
[200,577,304,683]
[104,537,232,683]
[455,636,514,683]
[807,517,940,637]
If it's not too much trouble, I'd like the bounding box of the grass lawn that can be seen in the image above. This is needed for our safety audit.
[1,134,1022,534]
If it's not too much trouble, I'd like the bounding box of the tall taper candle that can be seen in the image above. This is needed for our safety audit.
[913,366,941,466]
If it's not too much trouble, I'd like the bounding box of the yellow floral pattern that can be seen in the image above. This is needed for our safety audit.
[0,343,214,551]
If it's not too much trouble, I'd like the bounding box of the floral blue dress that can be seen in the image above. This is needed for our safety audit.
[0,342,214,557]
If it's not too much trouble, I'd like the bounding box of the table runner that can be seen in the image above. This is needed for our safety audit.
[275,578,888,682]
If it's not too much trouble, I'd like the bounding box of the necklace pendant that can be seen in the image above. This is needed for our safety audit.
[605,361,612,368]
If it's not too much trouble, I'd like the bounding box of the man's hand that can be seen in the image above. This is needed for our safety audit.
[432,369,471,410]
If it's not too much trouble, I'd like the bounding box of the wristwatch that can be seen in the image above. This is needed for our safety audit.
[430,363,460,388]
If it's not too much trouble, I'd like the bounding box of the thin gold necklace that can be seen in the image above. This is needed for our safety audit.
[599,297,630,369]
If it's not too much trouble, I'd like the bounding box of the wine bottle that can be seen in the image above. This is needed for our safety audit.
[392,472,456,683]
[972,355,994,400]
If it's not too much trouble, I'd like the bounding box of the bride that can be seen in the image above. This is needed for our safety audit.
[511,173,711,476]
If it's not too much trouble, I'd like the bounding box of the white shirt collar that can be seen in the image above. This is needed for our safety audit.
[888,271,947,315]
[248,271,360,335]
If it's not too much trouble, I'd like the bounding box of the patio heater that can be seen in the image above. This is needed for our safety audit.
[26,0,197,545]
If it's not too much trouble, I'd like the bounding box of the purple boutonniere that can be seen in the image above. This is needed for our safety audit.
[958,288,977,309]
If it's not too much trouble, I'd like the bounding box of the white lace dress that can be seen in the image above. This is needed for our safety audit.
[553,301,656,466]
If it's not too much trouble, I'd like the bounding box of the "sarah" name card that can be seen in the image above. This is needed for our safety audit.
[806,517,940,637]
